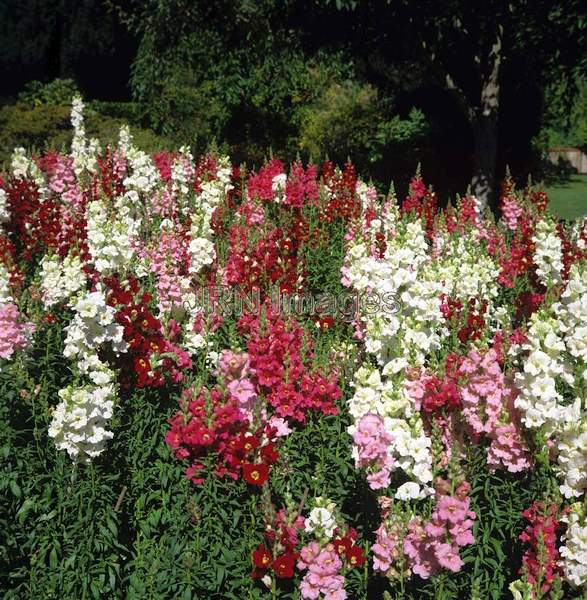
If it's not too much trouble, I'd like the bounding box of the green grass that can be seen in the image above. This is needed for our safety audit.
[546,174,587,220]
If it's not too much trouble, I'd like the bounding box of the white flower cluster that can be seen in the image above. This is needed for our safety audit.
[514,312,569,430]
[344,214,445,367]
[348,365,434,490]
[70,96,99,176]
[554,262,587,365]
[188,156,233,276]
[271,172,287,202]
[39,253,85,307]
[556,401,587,498]
[560,505,587,588]
[0,262,13,304]
[171,146,195,201]
[118,125,132,157]
[434,233,500,309]
[570,218,587,251]
[532,217,564,287]
[11,147,49,196]
[305,497,338,539]
[48,383,115,463]
[86,198,139,274]
[0,188,10,223]
[49,290,127,462]
[515,263,587,497]
[123,141,160,194]
[63,290,127,385]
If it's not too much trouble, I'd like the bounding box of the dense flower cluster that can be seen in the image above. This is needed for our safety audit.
[517,502,563,596]
[560,504,587,588]
[3,95,587,597]
[0,303,34,361]
[373,478,476,579]
[251,496,366,599]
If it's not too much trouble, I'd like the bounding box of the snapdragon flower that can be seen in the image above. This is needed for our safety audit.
[560,505,587,588]
[48,383,116,462]
[532,217,564,287]
[39,253,85,307]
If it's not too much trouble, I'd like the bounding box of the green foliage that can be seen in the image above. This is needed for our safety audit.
[0,84,172,165]
[540,76,587,150]
[298,80,428,166]
[17,79,80,108]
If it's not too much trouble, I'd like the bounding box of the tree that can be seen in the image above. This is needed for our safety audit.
[108,0,428,168]
[327,0,587,210]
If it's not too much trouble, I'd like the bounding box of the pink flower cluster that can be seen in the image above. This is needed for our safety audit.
[351,413,395,490]
[0,303,35,360]
[458,349,531,473]
[139,227,191,314]
[285,162,319,208]
[298,544,346,600]
[406,481,476,578]
[373,481,476,580]
[372,520,402,575]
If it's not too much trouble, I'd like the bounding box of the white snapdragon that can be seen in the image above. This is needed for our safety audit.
[11,147,49,196]
[514,312,567,430]
[86,198,138,274]
[39,253,85,307]
[434,233,500,308]
[0,188,10,223]
[48,383,116,463]
[171,146,195,202]
[51,290,127,462]
[188,236,215,275]
[305,498,338,539]
[560,506,587,588]
[556,401,587,499]
[123,145,159,194]
[271,172,287,202]
[532,217,564,287]
[187,156,233,276]
[63,290,127,382]
[71,95,99,176]
[344,218,444,367]
[554,262,587,364]
[118,125,132,157]
[0,262,13,304]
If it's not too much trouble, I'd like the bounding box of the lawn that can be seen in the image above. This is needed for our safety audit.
[546,174,587,220]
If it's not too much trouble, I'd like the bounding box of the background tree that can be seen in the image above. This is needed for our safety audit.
[328,0,587,209]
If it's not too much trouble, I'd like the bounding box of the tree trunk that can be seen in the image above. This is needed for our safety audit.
[471,110,499,213]
[470,32,502,214]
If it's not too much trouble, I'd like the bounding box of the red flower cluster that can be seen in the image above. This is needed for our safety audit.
[106,276,191,388]
[5,177,61,260]
[239,308,341,423]
[332,531,367,567]
[97,150,127,198]
[440,296,488,344]
[225,224,304,295]
[166,386,254,484]
[420,354,462,415]
[519,502,563,596]
[321,161,359,223]
[557,221,587,280]
[252,508,305,580]
[247,159,286,202]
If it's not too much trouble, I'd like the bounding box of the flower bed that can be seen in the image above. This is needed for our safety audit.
[0,98,586,599]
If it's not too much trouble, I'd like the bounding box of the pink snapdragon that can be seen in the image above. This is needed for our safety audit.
[0,303,35,360]
[351,413,396,490]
